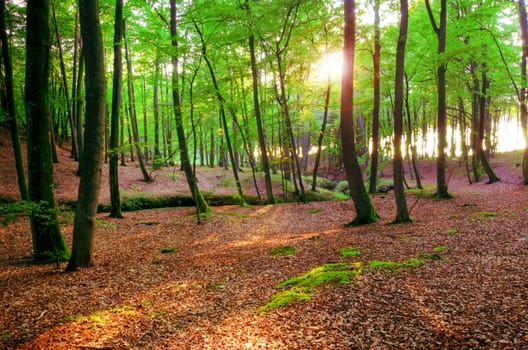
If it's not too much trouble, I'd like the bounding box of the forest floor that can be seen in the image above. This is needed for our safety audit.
[1,126,528,349]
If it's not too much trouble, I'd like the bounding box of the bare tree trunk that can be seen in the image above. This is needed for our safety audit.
[518,0,528,184]
[341,0,378,226]
[1,0,28,200]
[170,0,210,213]
[393,0,411,223]
[52,1,78,161]
[425,0,450,198]
[109,0,123,218]
[124,21,151,182]
[368,0,381,194]
[67,0,106,270]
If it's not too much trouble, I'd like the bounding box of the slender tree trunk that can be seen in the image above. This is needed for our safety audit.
[248,33,274,203]
[518,0,528,184]
[109,0,123,218]
[67,0,106,270]
[142,78,149,161]
[393,0,411,223]
[341,0,378,226]
[124,21,151,182]
[477,68,499,183]
[194,21,246,205]
[153,52,161,159]
[51,1,78,161]
[312,74,331,192]
[405,74,422,189]
[170,0,210,213]
[1,0,28,200]
[425,0,450,198]
[25,0,69,262]
[368,0,381,194]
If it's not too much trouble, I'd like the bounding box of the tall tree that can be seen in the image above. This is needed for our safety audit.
[425,0,450,198]
[109,0,124,218]
[518,0,528,184]
[25,0,69,262]
[67,0,106,270]
[392,0,411,223]
[170,0,210,214]
[124,20,151,183]
[368,0,382,194]
[1,0,28,201]
[245,0,274,203]
[341,0,378,226]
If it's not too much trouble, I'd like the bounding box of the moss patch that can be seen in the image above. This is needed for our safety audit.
[271,245,295,256]
[339,246,361,257]
[368,258,425,272]
[259,262,362,313]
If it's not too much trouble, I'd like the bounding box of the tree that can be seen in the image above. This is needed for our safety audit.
[341,0,378,226]
[518,0,528,184]
[170,0,210,214]
[109,0,124,218]
[67,0,106,270]
[368,0,381,194]
[25,0,69,262]
[245,0,274,203]
[392,0,411,223]
[1,0,27,201]
[425,0,450,198]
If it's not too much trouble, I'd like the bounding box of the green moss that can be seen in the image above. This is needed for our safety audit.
[340,246,361,257]
[444,228,458,235]
[433,245,449,253]
[405,185,436,198]
[258,286,312,313]
[161,247,176,254]
[271,245,295,256]
[477,211,497,220]
[368,258,425,272]
[334,192,350,200]
[259,262,362,313]
[277,262,362,289]
[309,208,323,214]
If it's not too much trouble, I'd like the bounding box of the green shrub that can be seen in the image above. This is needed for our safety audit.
[334,180,349,194]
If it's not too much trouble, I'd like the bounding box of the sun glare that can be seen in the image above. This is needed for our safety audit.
[313,51,343,82]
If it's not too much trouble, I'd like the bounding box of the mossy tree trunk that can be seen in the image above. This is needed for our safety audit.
[25,0,69,262]
[67,0,106,270]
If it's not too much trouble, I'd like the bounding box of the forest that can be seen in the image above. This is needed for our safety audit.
[1,0,528,348]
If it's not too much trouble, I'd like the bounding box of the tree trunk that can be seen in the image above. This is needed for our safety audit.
[51,1,78,161]
[170,0,210,214]
[153,52,162,159]
[477,68,499,183]
[248,32,274,203]
[67,0,106,270]
[1,0,28,200]
[518,0,528,184]
[124,21,151,182]
[312,74,331,192]
[341,0,378,226]
[368,0,381,194]
[392,0,411,223]
[425,0,450,198]
[109,0,123,219]
[194,20,246,205]
[25,0,69,262]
